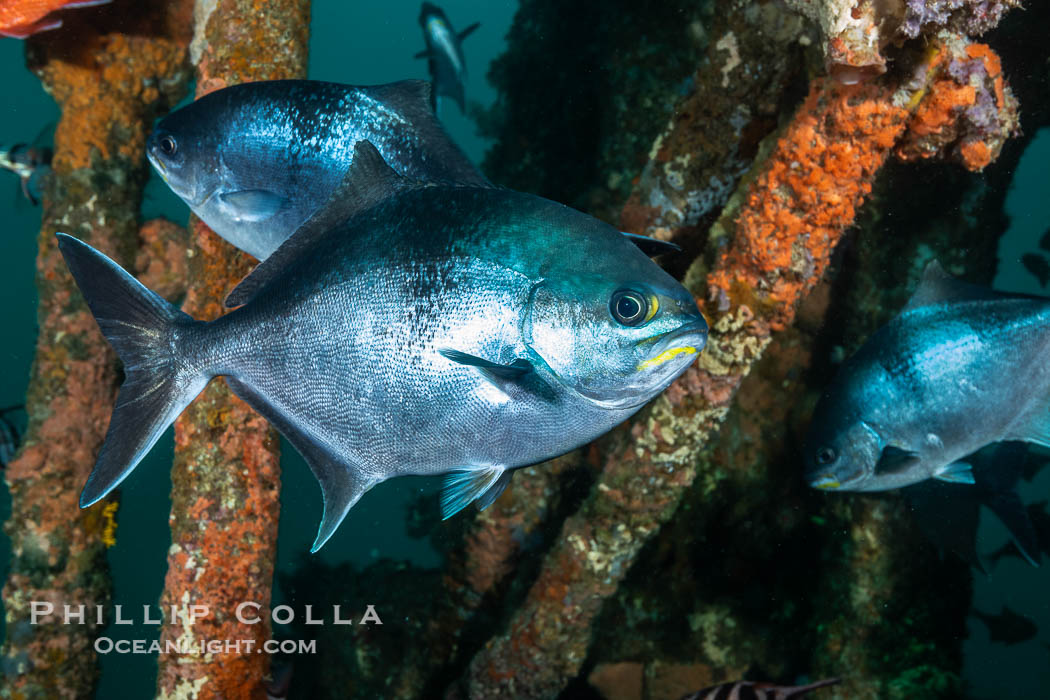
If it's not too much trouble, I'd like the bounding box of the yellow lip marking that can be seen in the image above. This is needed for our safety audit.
[637,346,696,371]
[812,475,841,490]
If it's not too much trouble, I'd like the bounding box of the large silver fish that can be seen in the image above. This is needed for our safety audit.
[805,262,1050,493]
[414,2,478,113]
[59,143,707,551]
[146,79,488,260]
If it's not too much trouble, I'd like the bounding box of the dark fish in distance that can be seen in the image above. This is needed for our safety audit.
[1,142,51,205]
[1039,226,1050,252]
[986,500,1050,566]
[806,262,1050,493]
[58,142,707,552]
[415,2,479,114]
[904,441,1040,571]
[680,678,840,700]
[0,405,24,468]
[1022,253,1050,288]
[147,79,488,260]
[971,606,1037,645]
[265,660,293,700]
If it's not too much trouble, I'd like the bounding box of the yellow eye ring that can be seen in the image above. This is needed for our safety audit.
[644,295,659,323]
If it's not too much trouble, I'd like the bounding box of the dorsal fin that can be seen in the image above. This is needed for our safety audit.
[224,141,417,308]
[368,80,434,121]
[903,261,1016,313]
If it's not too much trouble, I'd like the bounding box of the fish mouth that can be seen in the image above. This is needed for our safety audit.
[809,466,865,491]
[636,318,708,371]
[147,149,167,179]
[810,474,842,490]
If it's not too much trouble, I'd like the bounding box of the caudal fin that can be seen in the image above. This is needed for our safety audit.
[56,233,207,507]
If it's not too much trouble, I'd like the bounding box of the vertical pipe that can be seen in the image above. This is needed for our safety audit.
[1,2,192,697]
[155,2,309,698]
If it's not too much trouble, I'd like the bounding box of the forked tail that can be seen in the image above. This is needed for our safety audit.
[56,233,207,506]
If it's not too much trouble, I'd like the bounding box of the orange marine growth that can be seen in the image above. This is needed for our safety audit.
[0,0,111,38]
[707,79,909,331]
[896,41,1018,172]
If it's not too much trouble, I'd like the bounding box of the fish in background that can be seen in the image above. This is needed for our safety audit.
[1022,229,1050,288]
[147,79,488,261]
[680,678,840,700]
[57,142,707,552]
[1022,253,1050,288]
[1,141,52,205]
[0,405,24,468]
[986,500,1050,566]
[415,2,479,114]
[805,262,1050,565]
[902,442,1040,571]
[0,0,111,38]
[970,606,1038,645]
[265,660,293,700]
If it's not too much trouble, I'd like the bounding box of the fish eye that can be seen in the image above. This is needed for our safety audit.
[159,135,177,156]
[610,290,649,326]
[815,446,837,465]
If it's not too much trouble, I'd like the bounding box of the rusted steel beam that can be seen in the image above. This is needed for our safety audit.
[154,2,309,699]
[0,2,191,697]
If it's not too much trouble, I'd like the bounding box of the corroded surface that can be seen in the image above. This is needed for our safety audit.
[1,2,191,697]
[619,0,811,256]
[782,0,1023,79]
[155,1,309,699]
[135,218,189,302]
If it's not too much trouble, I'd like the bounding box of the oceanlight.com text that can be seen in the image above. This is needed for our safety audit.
[94,637,317,655]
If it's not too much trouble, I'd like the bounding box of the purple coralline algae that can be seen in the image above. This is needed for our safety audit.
[899,0,1024,39]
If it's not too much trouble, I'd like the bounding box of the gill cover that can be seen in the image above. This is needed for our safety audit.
[524,281,654,409]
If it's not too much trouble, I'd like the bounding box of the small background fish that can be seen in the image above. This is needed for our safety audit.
[1,141,52,205]
[0,405,24,468]
[680,678,840,700]
[415,2,479,114]
[0,0,111,38]
[971,606,1038,646]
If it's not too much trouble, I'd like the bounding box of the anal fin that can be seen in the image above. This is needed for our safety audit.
[1006,404,1050,448]
[226,377,372,552]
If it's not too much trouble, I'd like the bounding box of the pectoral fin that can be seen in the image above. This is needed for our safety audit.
[874,446,920,475]
[216,189,287,222]
[458,22,480,41]
[439,348,533,381]
[441,465,509,519]
[934,461,975,484]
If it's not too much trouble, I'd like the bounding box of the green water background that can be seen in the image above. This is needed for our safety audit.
[0,1,1048,697]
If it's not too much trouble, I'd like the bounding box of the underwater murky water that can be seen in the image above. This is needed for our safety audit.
[1,1,1049,699]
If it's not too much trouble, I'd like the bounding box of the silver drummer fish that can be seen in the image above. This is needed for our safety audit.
[59,142,707,551]
[146,79,487,260]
